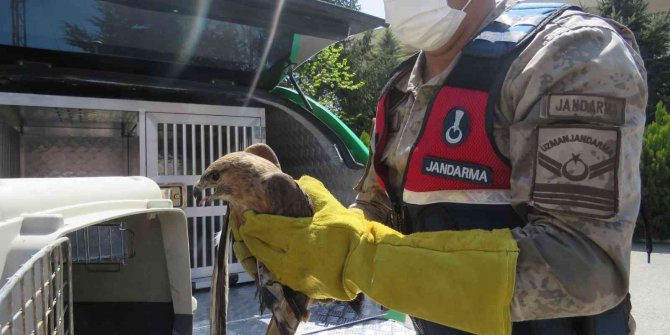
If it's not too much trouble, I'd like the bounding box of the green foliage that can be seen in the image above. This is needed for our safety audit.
[597,0,670,118]
[291,28,408,136]
[641,102,670,239]
[597,1,670,239]
[597,0,649,32]
[294,44,365,111]
[287,0,367,114]
[335,28,407,135]
[359,130,371,148]
[286,0,407,138]
[319,0,361,10]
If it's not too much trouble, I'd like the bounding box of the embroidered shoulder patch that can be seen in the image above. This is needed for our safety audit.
[543,94,625,124]
[532,126,620,219]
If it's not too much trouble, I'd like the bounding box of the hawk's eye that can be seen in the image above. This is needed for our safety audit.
[210,172,220,181]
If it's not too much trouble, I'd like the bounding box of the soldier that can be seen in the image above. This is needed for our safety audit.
[237,0,647,334]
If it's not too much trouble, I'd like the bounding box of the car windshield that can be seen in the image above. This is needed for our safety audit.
[0,0,293,72]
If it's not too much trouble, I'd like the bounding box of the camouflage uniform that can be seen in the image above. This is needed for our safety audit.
[352,0,647,329]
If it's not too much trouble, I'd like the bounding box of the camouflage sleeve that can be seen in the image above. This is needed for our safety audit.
[349,121,394,223]
[500,11,648,321]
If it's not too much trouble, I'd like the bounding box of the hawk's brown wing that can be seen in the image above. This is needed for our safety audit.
[263,173,366,318]
[260,173,314,335]
[262,173,313,218]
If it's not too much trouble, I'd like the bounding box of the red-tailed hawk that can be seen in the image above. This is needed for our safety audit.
[195,143,361,335]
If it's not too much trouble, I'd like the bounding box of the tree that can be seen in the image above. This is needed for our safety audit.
[292,43,364,111]
[320,0,361,11]
[335,28,406,135]
[287,0,410,138]
[640,102,670,239]
[291,28,407,136]
[597,0,670,119]
[596,1,670,241]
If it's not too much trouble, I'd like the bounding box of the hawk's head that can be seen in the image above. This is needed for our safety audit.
[194,143,281,209]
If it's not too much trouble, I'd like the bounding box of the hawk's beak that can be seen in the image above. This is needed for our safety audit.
[193,187,203,205]
[194,178,206,205]
[194,177,229,206]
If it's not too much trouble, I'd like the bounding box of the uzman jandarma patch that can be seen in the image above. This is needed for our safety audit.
[532,126,620,219]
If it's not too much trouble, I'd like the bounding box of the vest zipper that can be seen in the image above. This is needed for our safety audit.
[393,87,443,235]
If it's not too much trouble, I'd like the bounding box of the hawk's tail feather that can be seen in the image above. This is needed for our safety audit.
[265,315,293,335]
[257,279,280,315]
[282,286,311,322]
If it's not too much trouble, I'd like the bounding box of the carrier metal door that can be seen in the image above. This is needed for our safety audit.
[145,111,262,286]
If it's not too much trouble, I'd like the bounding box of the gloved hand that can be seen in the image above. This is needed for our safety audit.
[230,216,257,276]
[240,176,519,335]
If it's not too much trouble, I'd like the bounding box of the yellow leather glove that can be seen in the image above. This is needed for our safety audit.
[230,216,257,276]
[240,176,519,335]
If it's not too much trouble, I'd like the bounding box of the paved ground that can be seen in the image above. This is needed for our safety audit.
[193,284,414,335]
[630,243,670,335]
[194,243,669,334]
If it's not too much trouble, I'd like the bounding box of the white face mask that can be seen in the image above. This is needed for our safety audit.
[384,0,472,51]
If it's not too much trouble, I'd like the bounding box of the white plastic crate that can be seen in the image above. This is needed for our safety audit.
[0,238,73,335]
